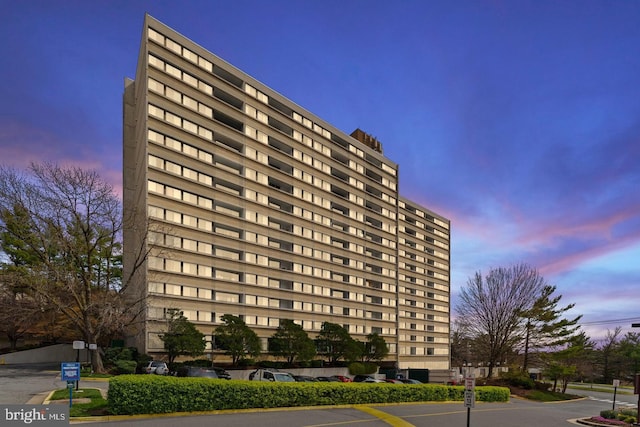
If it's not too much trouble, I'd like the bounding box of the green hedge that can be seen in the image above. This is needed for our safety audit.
[108,376,510,415]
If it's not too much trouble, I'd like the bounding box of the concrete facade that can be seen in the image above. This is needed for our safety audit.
[123,14,451,370]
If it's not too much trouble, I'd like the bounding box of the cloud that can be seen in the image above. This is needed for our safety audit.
[0,119,122,196]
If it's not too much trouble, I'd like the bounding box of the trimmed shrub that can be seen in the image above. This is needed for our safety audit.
[108,376,510,415]
[349,362,378,375]
[349,362,365,375]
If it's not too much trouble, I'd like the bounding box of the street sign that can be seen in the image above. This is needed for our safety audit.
[61,362,81,381]
[613,379,620,387]
[465,377,475,390]
[464,390,475,408]
[72,341,85,350]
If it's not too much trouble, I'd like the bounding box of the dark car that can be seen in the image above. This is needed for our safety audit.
[316,376,341,382]
[352,375,374,382]
[293,375,318,382]
[177,366,231,379]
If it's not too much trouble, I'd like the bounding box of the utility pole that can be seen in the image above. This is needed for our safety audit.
[632,323,639,426]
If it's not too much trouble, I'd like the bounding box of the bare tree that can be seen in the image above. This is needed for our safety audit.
[0,163,148,372]
[455,263,546,377]
[597,327,622,383]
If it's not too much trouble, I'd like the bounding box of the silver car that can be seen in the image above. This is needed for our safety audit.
[145,360,170,375]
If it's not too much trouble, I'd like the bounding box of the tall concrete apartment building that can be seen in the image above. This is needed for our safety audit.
[124,15,451,370]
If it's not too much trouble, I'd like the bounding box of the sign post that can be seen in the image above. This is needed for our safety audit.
[72,341,84,390]
[634,374,640,426]
[61,362,81,407]
[464,376,475,427]
[612,379,620,411]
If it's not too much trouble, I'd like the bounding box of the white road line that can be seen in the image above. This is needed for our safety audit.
[588,396,636,408]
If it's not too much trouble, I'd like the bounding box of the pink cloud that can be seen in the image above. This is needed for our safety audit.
[0,120,122,198]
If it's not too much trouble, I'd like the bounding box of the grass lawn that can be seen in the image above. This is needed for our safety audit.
[50,388,109,417]
[568,384,635,395]
[525,389,581,402]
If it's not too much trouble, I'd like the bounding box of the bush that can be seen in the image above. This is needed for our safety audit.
[534,381,551,391]
[349,362,365,375]
[238,358,255,367]
[257,360,288,369]
[498,371,535,389]
[600,408,637,424]
[108,375,510,415]
[104,347,133,365]
[348,362,377,375]
[113,360,137,375]
[168,362,183,373]
[618,408,638,424]
[600,409,616,419]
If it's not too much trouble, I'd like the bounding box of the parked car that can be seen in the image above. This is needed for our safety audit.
[352,375,375,382]
[400,379,422,384]
[145,360,169,375]
[333,375,352,382]
[249,368,296,382]
[177,366,231,379]
[385,379,404,384]
[362,377,386,383]
[316,376,341,382]
[293,375,318,382]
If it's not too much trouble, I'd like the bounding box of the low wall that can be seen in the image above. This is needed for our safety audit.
[0,344,88,365]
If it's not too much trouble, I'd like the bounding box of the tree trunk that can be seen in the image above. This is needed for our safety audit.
[523,321,531,372]
[91,349,105,373]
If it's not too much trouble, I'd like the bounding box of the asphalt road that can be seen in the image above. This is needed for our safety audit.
[70,399,607,427]
[567,384,639,411]
[0,363,108,404]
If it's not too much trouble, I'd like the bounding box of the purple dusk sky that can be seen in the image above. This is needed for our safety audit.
[1,0,638,341]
